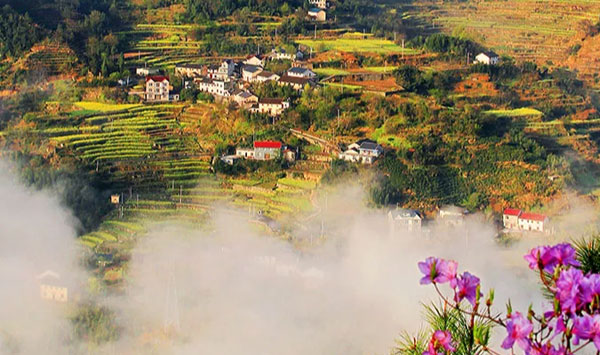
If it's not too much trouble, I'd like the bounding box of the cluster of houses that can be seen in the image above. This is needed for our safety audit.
[338,139,384,164]
[502,208,550,233]
[171,52,317,116]
[387,205,470,234]
[221,140,297,165]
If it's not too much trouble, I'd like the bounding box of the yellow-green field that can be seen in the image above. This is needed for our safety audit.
[485,108,543,117]
[313,68,351,76]
[296,38,418,54]
[74,102,143,112]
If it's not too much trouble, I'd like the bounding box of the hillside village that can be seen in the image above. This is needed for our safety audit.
[3,0,600,350]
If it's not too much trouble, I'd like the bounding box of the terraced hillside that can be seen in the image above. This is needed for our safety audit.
[404,0,600,66]
[119,24,205,69]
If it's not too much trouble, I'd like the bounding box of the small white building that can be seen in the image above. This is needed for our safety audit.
[207,59,235,80]
[503,208,522,229]
[255,70,280,83]
[271,47,297,61]
[439,205,469,227]
[286,67,316,79]
[388,208,422,232]
[244,54,266,68]
[242,65,263,82]
[253,98,290,117]
[37,270,68,303]
[308,8,327,22]
[338,140,383,164]
[235,147,255,158]
[232,89,258,108]
[195,78,232,98]
[221,155,240,165]
[474,51,500,65]
[358,141,383,158]
[309,0,327,9]
[278,75,312,91]
[136,67,160,76]
[518,212,549,233]
[175,64,204,77]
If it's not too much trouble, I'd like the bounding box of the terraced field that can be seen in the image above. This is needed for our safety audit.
[403,0,600,65]
[119,24,206,69]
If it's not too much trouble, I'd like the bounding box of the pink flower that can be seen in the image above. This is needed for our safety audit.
[525,246,549,270]
[418,257,458,286]
[572,315,600,350]
[423,330,455,355]
[454,272,480,306]
[530,343,571,355]
[501,312,533,352]
[555,268,587,313]
[524,243,580,273]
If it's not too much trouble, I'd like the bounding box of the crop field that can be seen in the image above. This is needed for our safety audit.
[402,0,600,66]
[485,108,543,117]
[296,38,418,54]
[74,102,142,112]
[119,24,206,68]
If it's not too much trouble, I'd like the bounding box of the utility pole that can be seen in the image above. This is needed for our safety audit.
[402,39,405,60]
[179,185,182,204]
[314,24,317,39]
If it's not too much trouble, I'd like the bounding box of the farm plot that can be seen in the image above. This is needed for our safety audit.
[403,0,600,66]
[296,38,418,54]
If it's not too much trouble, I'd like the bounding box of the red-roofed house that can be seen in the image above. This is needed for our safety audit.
[503,208,522,229]
[518,212,549,233]
[253,141,282,160]
[146,75,176,102]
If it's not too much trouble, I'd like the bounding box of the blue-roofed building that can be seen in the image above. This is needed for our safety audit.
[308,8,326,22]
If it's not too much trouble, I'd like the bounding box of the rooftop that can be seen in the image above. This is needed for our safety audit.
[503,208,522,217]
[279,75,311,85]
[146,75,169,82]
[254,141,282,149]
[389,208,421,219]
[519,212,548,222]
[243,65,262,73]
[259,98,286,105]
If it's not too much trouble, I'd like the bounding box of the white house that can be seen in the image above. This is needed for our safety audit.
[388,208,422,232]
[286,67,316,79]
[309,0,327,9]
[253,141,282,160]
[235,147,255,158]
[503,208,522,230]
[175,64,204,77]
[37,270,68,302]
[278,75,312,91]
[232,89,258,108]
[308,8,327,22]
[252,98,290,116]
[244,54,266,67]
[242,65,263,82]
[474,51,500,65]
[255,71,280,83]
[195,78,233,98]
[146,75,177,102]
[136,67,159,76]
[271,47,297,61]
[358,140,383,158]
[439,205,469,227]
[518,212,549,233]
[339,140,383,164]
[207,59,235,80]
